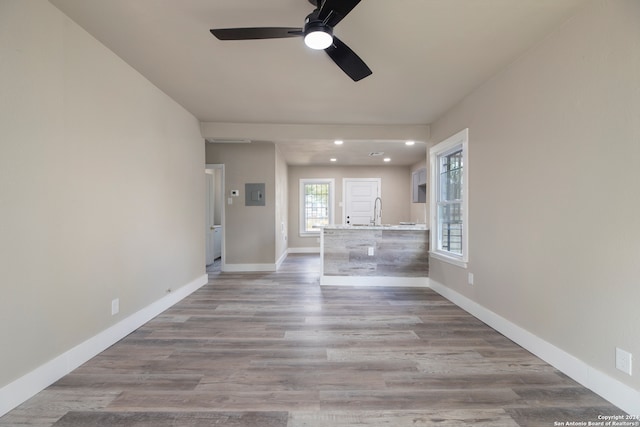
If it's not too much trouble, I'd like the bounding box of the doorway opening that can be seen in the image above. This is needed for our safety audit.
[205,164,224,273]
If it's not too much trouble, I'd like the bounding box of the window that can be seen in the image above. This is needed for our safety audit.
[299,179,334,235]
[430,129,468,267]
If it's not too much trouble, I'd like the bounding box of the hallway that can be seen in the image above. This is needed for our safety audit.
[0,254,623,426]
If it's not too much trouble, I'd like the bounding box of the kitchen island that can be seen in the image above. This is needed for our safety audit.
[320,224,429,287]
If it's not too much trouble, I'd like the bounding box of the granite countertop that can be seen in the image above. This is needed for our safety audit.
[322,224,428,231]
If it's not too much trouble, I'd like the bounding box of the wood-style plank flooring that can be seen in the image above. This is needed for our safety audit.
[1,254,624,426]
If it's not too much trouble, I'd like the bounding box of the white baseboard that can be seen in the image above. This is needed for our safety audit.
[321,275,430,288]
[288,247,321,254]
[0,273,208,418]
[428,279,640,416]
[222,263,276,272]
[276,251,288,270]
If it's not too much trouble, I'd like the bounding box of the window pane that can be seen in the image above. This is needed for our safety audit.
[439,149,463,201]
[438,148,464,254]
[304,183,330,232]
[430,128,468,265]
[437,202,463,255]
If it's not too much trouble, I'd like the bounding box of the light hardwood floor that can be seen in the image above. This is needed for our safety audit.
[0,254,624,426]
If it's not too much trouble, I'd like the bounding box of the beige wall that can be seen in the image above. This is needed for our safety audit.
[205,142,277,265]
[429,0,639,391]
[288,165,413,249]
[409,160,429,227]
[0,0,204,388]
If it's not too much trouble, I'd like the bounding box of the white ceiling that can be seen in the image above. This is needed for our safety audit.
[50,0,587,165]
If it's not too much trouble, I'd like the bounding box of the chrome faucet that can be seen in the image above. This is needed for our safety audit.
[372,197,382,226]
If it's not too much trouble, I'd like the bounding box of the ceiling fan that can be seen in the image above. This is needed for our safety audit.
[210,0,372,82]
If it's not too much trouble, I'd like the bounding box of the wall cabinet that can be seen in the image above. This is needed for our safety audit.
[412,168,427,203]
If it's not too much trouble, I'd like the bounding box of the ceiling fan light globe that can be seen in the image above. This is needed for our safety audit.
[304,22,333,50]
[304,30,333,50]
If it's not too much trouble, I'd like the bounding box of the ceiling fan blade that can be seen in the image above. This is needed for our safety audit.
[210,27,303,40]
[325,36,372,82]
[318,0,362,27]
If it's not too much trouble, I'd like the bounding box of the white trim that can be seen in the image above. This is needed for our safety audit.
[321,276,430,288]
[428,279,640,416]
[0,274,208,418]
[429,128,469,267]
[288,247,321,254]
[430,251,468,269]
[320,228,325,275]
[222,263,277,272]
[276,251,288,269]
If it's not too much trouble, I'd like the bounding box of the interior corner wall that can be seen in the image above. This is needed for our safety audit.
[0,0,205,391]
[205,142,277,265]
[428,0,640,396]
[275,145,289,260]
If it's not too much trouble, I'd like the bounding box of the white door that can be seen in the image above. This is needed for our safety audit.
[344,179,381,225]
[205,171,216,265]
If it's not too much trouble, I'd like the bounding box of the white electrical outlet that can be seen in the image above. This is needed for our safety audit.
[368,247,375,256]
[615,347,633,375]
[111,298,119,316]
[468,272,474,285]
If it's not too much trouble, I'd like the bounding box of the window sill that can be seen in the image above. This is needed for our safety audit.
[430,251,467,269]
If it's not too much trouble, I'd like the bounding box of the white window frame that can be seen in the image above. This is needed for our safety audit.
[429,128,469,268]
[299,178,335,236]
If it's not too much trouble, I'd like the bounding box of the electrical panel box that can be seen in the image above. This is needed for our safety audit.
[245,183,265,206]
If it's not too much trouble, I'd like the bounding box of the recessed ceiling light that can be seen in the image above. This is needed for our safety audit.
[334,140,344,145]
[405,140,415,146]
[330,158,337,162]
[383,158,391,162]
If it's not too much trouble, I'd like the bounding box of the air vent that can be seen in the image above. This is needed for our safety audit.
[368,151,385,157]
